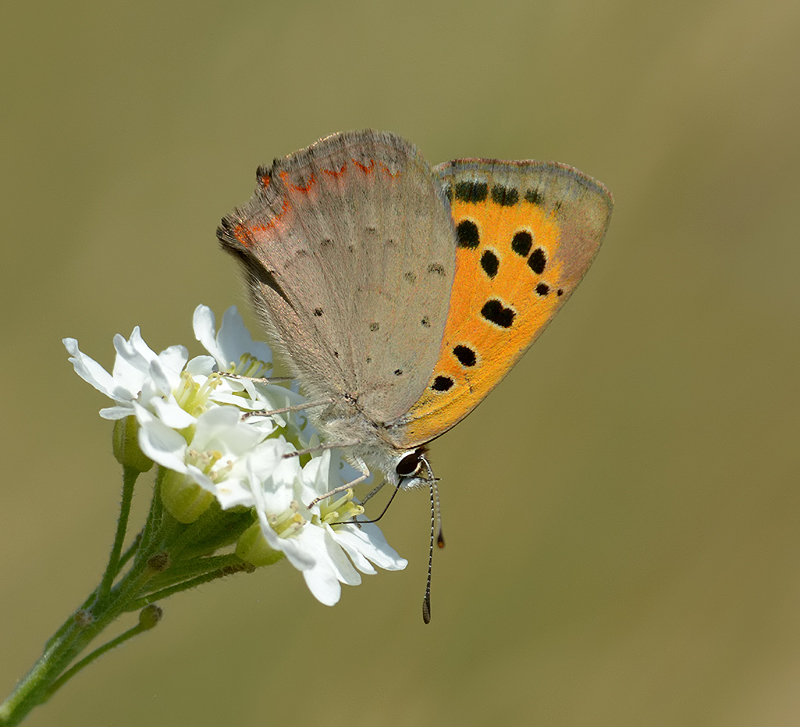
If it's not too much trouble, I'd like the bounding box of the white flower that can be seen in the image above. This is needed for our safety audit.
[64,305,283,424]
[193,305,272,377]
[191,304,308,419]
[64,306,312,512]
[248,449,407,606]
[135,403,285,509]
[66,304,407,604]
[64,329,188,421]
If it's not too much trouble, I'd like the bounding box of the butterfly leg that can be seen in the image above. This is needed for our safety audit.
[242,397,333,419]
[305,455,372,510]
[282,439,361,459]
[220,372,295,384]
[360,480,387,505]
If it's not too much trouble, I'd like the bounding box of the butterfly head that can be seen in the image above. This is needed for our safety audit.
[391,447,433,490]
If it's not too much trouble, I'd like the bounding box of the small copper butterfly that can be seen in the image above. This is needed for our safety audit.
[218,130,612,617]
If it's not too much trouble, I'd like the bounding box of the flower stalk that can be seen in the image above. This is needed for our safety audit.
[0,305,407,725]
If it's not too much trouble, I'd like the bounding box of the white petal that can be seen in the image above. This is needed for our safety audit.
[213,478,256,509]
[99,404,135,420]
[200,408,263,457]
[329,528,378,575]
[192,404,240,436]
[126,327,159,362]
[111,329,153,390]
[332,524,407,571]
[277,534,317,571]
[186,355,217,375]
[300,526,361,586]
[218,306,273,368]
[135,404,188,472]
[185,464,216,493]
[63,338,116,396]
[209,389,256,408]
[149,357,181,395]
[158,344,189,376]
[151,397,197,429]
[193,305,221,362]
[301,559,342,606]
[249,463,313,569]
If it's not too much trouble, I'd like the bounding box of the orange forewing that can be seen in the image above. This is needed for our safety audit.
[392,164,611,448]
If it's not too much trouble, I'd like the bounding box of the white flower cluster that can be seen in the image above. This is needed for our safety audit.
[64,305,406,606]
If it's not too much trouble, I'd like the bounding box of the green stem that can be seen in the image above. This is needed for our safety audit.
[0,562,158,727]
[125,558,255,612]
[0,491,164,726]
[145,552,245,590]
[41,617,154,703]
[0,464,265,726]
[98,466,139,598]
[43,469,140,654]
[115,531,142,575]
[139,468,166,552]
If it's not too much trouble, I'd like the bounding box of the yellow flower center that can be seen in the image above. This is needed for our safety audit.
[268,500,305,538]
[224,352,271,379]
[316,489,365,528]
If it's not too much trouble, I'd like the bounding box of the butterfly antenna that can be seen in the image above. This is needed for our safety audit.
[348,482,400,525]
[421,453,443,624]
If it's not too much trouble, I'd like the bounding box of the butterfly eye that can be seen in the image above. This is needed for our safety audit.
[395,451,422,477]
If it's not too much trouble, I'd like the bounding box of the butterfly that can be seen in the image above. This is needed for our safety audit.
[217,130,612,618]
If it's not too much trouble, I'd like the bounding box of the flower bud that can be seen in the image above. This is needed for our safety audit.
[160,468,214,523]
[139,604,163,630]
[236,522,284,567]
[113,417,153,473]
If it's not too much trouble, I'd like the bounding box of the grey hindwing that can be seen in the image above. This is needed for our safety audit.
[217,130,458,424]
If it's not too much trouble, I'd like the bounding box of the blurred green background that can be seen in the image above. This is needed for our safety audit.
[3,1,799,725]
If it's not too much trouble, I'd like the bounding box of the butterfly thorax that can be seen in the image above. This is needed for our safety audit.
[306,391,421,489]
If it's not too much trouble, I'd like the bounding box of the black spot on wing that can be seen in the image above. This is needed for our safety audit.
[480,250,499,278]
[453,345,477,367]
[432,375,454,392]
[456,220,480,249]
[455,181,488,203]
[512,231,532,257]
[481,299,515,328]
[525,189,544,205]
[491,185,519,207]
[528,248,547,275]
